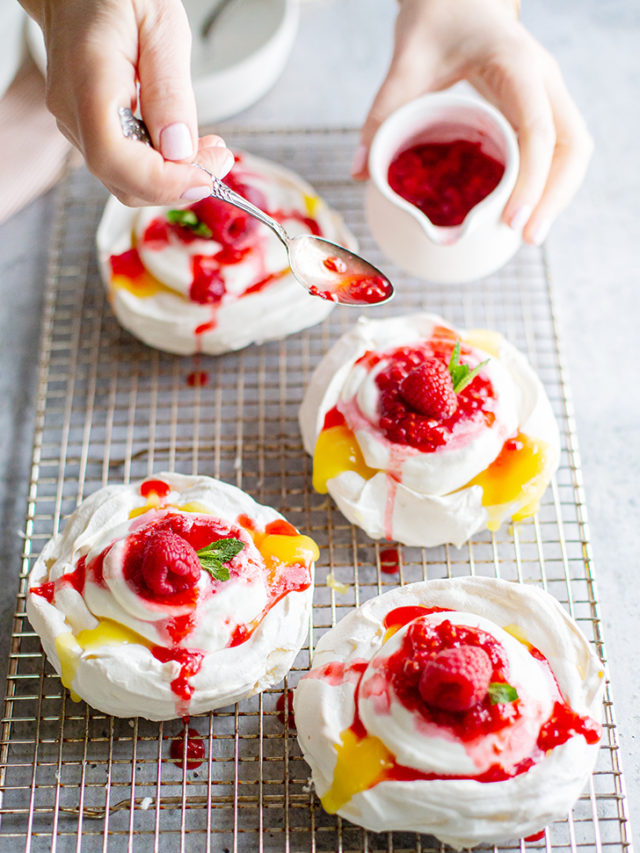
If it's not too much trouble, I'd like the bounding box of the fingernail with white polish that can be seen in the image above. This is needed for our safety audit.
[160,123,194,161]
[531,218,551,246]
[509,204,532,232]
[215,150,235,178]
[181,185,211,202]
[351,144,368,176]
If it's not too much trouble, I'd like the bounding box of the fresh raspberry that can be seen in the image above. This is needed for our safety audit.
[419,646,492,713]
[399,359,457,420]
[141,530,201,597]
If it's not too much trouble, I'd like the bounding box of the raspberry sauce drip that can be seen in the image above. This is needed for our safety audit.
[382,605,451,630]
[375,341,495,451]
[30,581,55,603]
[323,256,347,274]
[306,660,368,687]
[379,547,401,575]
[169,727,205,770]
[190,255,226,304]
[388,138,505,227]
[229,560,311,647]
[187,370,209,388]
[264,519,298,536]
[140,479,171,498]
[276,692,296,730]
[309,274,393,306]
[537,700,601,749]
[152,646,204,702]
[109,248,145,279]
[322,405,346,430]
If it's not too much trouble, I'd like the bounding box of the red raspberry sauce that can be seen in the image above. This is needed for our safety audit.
[30,581,55,603]
[537,700,601,749]
[379,547,401,575]
[276,692,296,730]
[322,405,346,430]
[375,342,495,451]
[309,274,393,306]
[169,727,205,770]
[232,513,312,647]
[151,647,204,702]
[383,605,452,630]
[264,519,298,536]
[388,139,505,227]
[109,248,145,279]
[187,370,209,388]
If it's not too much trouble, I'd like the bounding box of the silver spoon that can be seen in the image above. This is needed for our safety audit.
[118,108,394,307]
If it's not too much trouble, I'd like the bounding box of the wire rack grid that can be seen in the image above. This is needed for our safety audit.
[0,127,632,853]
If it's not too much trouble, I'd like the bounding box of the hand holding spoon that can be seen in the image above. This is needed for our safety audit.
[119,108,394,307]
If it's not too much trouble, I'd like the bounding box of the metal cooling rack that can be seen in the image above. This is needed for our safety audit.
[0,128,632,852]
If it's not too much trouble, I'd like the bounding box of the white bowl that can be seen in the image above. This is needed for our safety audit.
[187,0,299,124]
[27,0,299,125]
[366,92,521,284]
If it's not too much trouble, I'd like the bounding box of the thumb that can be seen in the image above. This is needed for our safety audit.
[137,0,199,162]
[352,63,432,180]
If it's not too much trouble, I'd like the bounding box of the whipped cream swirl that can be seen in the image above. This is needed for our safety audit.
[299,313,560,546]
[27,473,317,720]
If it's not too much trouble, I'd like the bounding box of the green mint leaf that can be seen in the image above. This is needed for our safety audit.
[487,682,519,705]
[447,339,489,394]
[196,537,244,582]
[167,208,213,239]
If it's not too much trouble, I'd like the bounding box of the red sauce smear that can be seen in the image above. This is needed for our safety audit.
[231,513,312,647]
[538,699,601,749]
[322,405,346,430]
[375,340,495,451]
[379,547,401,575]
[309,273,393,306]
[109,248,145,279]
[323,256,347,274]
[354,349,382,370]
[388,138,505,227]
[264,519,298,536]
[382,605,452,630]
[30,581,55,603]
[152,646,204,702]
[140,479,171,498]
[169,727,205,770]
[187,370,209,388]
[229,560,311,647]
[276,691,296,730]
[524,830,546,842]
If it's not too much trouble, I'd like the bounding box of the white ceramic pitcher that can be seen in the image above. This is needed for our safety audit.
[365,92,521,284]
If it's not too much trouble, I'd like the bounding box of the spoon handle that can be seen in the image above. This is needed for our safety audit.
[118,108,289,246]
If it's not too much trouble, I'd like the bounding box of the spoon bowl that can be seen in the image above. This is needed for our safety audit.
[286,234,394,305]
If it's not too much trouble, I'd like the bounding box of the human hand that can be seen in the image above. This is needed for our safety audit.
[20,0,233,206]
[352,0,593,245]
